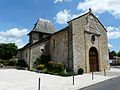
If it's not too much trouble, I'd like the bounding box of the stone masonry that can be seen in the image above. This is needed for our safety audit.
[18,10,109,73]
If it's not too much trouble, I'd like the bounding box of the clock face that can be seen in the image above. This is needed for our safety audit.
[91,34,95,43]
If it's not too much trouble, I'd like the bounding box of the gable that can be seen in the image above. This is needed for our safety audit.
[85,14,101,35]
[68,11,107,35]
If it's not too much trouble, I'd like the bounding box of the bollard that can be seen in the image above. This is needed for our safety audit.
[92,71,94,80]
[73,73,74,85]
[104,69,106,76]
[38,78,41,90]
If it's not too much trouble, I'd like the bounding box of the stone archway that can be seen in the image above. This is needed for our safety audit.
[89,47,99,72]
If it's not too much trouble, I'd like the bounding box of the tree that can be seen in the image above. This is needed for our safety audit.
[111,51,117,56]
[109,51,117,59]
[0,43,18,60]
[117,51,120,57]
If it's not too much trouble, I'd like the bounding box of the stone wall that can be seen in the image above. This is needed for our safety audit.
[18,12,109,73]
[30,41,49,69]
[18,40,50,70]
[97,20,110,70]
[30,32,40,43]
[71,14,88,73]
[68,24,74,70]
[50,28,69,68]
[18,47,30,66]
[71,13,109,73]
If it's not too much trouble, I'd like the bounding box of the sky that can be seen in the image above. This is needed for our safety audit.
[0,0,120,52]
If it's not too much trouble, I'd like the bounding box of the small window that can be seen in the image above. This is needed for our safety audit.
[41,49,44,52]
[40,47,44,52]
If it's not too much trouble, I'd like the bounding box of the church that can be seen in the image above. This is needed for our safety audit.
[18,10,110,73]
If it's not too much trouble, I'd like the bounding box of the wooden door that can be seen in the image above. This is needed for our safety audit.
[89,47,99,72]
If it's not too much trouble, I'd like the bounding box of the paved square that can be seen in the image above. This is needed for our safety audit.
[0,69,118,90]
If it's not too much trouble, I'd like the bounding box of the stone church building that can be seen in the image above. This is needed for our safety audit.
[18,10,110,73]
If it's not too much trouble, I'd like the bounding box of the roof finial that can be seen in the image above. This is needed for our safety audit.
[89,8,92,13]
[38,17,41,21]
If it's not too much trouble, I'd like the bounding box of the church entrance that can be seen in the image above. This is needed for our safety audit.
[89,47,99,72]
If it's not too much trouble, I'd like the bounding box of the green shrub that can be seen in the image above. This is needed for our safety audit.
[58,70,65,76]
[41,69,54,74]
[47,61,64,71]
[40,55,50,64]
[41,68,74,77]
[0,60,8,66]
[0,60,16,66]
[37,64,45,70]
[66,71,74,76]
[41,68,48,73]
[34,55,50,67]
[47,61,56,70]
[55,63,64,70]
[8,60,16,66]
[78,68,84,75]
[53,69,61,73]
[16,60,28,67]
[57,70,74,76]
[31,67,37,71]
[0,63,4,68]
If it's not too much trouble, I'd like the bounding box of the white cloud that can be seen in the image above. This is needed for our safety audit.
[77,0,120,19]
[54,0,71,3]
[55,9,70,24]
[107,26,120,39]
[55,9,80,24]
[54,0,63,3]
[108,43,113,48]
[0,28,29,48]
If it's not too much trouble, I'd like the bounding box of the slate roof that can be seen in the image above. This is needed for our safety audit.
[32,18,55,34]
[20,9,107,51]
[19,35,51,51]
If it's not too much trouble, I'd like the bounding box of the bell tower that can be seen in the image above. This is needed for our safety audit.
[28,18,55,44]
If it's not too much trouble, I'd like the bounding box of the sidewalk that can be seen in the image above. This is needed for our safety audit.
[94,68,120,76]
[0,68,119,90]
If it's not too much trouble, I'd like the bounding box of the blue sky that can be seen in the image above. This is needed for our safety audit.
[0,0,120,52]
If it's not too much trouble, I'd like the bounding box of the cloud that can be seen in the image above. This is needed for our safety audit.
[108,43,113,48]
[0,28,29,48]
[55,9,71,24]
[38,18,51,23]
[107,26,120,39]
[54,0,71,3]
[77,0,120,19]
[55,9,79,24]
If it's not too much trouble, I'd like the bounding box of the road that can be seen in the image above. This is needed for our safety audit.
[80,76,120,90]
